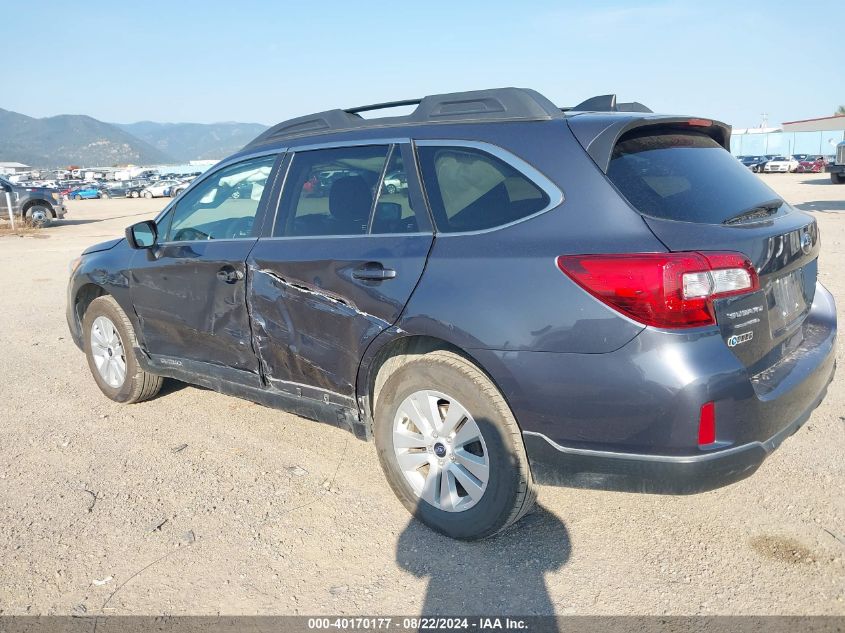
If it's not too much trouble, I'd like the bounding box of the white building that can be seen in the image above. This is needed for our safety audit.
[0,161,31,175]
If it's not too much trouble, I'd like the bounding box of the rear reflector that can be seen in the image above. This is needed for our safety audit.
[699,401,716,445]
[556,251,758,329]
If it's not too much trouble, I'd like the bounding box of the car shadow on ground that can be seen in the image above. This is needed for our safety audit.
[157,378,191,398]
[798,178,838,186]
[47,219,102,226]
[795,201,845,213]
[395,504,570,615]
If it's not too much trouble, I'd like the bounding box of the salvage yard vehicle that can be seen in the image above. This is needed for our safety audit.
[763,156,800,173]
[68,184,103,200]
[795,156,826,174]
[140,180,181,198]
[827,140,845,183]
[0,175,66,223]
[67,88,837,540]
[738,155,767,172]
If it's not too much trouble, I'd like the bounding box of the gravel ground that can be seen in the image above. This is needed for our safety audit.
[0,173,843,616]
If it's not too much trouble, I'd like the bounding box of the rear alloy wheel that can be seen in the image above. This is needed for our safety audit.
[83,295,163,403]
[374,350,535,540]
[143,191,153,199]
[131,190,140,198]
[393,390,490,512]
[100,192,109,199]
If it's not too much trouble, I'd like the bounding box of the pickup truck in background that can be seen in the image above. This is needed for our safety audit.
[0,176,67,224]
[826,140,845,184]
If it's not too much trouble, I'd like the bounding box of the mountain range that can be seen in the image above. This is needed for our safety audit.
[0,107,268,168]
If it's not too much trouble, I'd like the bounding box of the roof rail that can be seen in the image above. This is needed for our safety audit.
[245,87,565,148]
[345,99,422,114]
[243,88,655,149]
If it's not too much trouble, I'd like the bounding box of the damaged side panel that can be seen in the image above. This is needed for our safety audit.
[246,233,433,419]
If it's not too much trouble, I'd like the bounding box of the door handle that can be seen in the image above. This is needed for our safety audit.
[217,265,244,284]
[352,262,397,281]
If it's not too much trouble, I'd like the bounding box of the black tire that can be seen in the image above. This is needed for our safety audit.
[131,191,140,198]
[143,191,153,199]
[74,194,82,200]
[373,349,536,540]
[385,184,397,194]
[82,295,163,404]
[100,192,109,199]
[832,173,844,185]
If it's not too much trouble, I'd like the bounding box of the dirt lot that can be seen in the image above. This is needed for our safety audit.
[0,173,843,616]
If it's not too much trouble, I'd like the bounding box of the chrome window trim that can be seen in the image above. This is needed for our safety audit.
[284,137,410,152]
[258,232,431,242]
[413,139,564,237]
[156,237,259,246]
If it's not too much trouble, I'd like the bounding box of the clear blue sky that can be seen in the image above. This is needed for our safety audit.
[2,0,841,128]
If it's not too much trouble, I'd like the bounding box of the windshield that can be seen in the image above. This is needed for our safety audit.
[607,131,784,224]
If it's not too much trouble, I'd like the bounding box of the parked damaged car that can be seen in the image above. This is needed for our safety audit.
[67,88,837,540]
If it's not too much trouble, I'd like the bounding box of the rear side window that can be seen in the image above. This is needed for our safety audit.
[276,145,388,237]
[417,146,550,233]
[607,131,783,224]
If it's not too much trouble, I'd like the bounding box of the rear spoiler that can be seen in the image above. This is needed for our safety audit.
[566,114,732,173]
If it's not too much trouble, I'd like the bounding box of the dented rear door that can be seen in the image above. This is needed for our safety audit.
[247,144,433,408]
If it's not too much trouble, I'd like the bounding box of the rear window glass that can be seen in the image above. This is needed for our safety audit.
[417,146,550,233]
[607,131,782,224]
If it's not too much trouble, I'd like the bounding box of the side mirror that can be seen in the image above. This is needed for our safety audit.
[125,220,158,249]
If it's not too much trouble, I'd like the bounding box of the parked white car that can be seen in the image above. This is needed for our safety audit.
[763,156,799,173]
[141,180,181,198]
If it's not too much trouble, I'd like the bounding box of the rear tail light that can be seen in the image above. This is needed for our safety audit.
[556,252,758,329]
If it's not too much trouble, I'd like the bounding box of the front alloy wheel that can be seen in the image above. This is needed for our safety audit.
[82,295,163,403]
[393,390,489,512]
[90,315,126,388]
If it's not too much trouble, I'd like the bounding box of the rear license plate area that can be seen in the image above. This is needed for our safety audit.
[768,268,807,335]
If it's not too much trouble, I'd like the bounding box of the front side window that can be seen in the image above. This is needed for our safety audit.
[417,145,550,233]
[276,145,389,237]
[166,155,276,242]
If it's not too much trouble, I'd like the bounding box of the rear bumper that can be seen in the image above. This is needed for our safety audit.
[523,354,834,493]
[473,282,837,494]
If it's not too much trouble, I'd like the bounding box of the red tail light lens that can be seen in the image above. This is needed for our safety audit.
[699,401,716,445]
[556,252,758,329]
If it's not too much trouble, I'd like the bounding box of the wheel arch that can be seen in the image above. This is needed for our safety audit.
[74,283,109,332]
[22,199,55,217]
[357,333,523,439]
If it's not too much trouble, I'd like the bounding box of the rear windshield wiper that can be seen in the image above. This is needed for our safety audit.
[723,199,783,225]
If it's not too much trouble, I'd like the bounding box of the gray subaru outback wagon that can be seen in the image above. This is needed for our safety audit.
[67,88,836,539]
